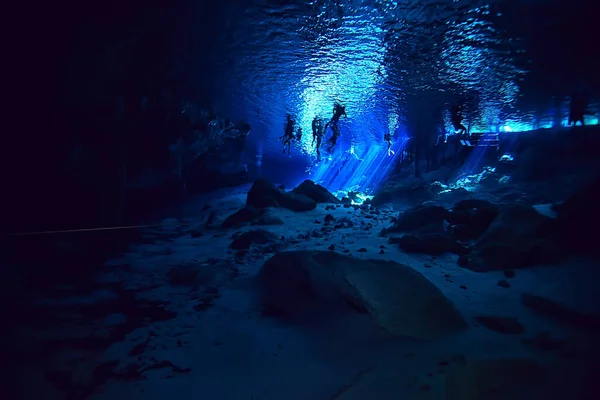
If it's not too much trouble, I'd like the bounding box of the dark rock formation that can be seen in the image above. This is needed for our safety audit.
[291,180,340,204]
[258,251,468,340]
[446,199,500,241]
[466,205,560,271]
[246,179,316,211]
[222,206,284,229]
[382,204,448,234]
[371,179,433,207]
[229,229,280,250]
[521,293,600,332]
[475,316,525,334]
[393,233,467,256]
[554,177,600,255]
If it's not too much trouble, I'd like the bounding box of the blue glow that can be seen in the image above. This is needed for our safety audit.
[305,136,410,194]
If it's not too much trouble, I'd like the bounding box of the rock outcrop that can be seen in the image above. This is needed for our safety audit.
[246,179,317,211]
[521,293,600,332]
[382,204,465,255]
[229,229,280,250]
[382,204,448,234]
[258,251,468,340]
[446,199,500,241]
[290,180,341,204]
[554,177,600,256]
[466,204,559,271]
[222,206,284,229]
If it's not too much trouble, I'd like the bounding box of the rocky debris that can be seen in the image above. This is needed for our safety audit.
[258,251,468,340]
[554,177,600,255]
[222,206,284,229]
[290,180,341,204]
[229,229,281,250]
[392,233,467,256]
[466,204,560,271]
[445,358,545,400]
[521,293,600,332]
[324,214,335,223]
[246,179,316,211]
[475,316,525,334]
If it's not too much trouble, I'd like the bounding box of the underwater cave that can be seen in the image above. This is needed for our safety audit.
[3,0,600,398]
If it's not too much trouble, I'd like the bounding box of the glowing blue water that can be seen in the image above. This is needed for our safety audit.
[203,0,598,191]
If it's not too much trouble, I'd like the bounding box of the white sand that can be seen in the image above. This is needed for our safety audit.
[21,187,599,400]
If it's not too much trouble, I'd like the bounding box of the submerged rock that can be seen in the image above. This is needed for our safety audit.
[521,293,600,332]
[382,204,448,234]
[258,251,468,340]
[246,179,316,211]
[466,204,560,271]
[370,179,433,207]
[447,199,500,241]
[393,233,466,256]
[222,206,284,228]
[229,229,280,250]
[475,316,525,334]
[291,180,340,204]
[555,177,600,255]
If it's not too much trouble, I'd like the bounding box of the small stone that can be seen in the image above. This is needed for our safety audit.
[357,248,367,252]
[324,214,335,222]
[497,279,510,288]
[424,264,432,268]
[459,285,467,290]
[328,244,336,251]
[379,249,385,254]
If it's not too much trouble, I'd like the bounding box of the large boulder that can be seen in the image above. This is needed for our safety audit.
[555,177,600,255]
[246,179,316,211]
[382,204,448,235]
[229,229,280,250]
[222,206,284,229]
[447,199,500,241]
[258,251,468,340]
[521,293,600,332]
[392,233,467,256]
[466,204,560,271]
[291,180,340,204]
[370,179,433,207]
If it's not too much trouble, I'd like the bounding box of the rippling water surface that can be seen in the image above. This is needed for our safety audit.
[204,0,596,161]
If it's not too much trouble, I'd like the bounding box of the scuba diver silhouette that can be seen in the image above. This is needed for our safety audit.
[280,114,296,155]
[451,104,468,136]
[311,116,324,160]
[569,91,588,126]
[325,103,347,152]
[383,133,395,156]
